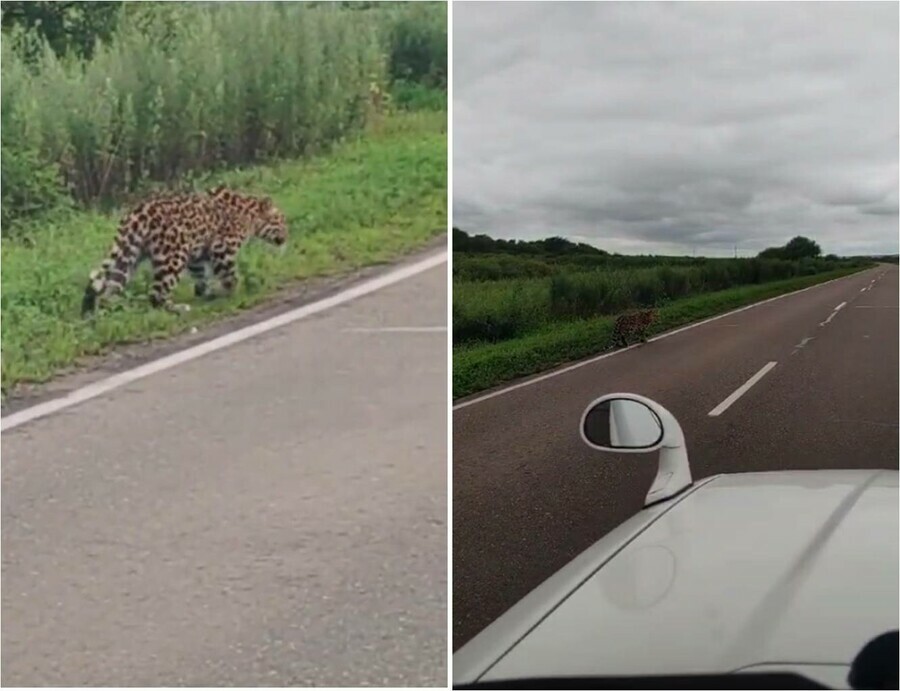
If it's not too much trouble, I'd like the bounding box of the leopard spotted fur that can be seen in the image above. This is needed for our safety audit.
[612,308,657,347]
[82,186,287,316]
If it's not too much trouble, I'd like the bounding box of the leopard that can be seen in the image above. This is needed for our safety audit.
[611,308,657,347]
[81,185,287,316]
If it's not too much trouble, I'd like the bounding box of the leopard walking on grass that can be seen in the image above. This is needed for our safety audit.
[81,186,287,316]
[611,308,658,347]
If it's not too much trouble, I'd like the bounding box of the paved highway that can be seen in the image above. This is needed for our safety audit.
[453,265,898,649]
[2,256,447,686]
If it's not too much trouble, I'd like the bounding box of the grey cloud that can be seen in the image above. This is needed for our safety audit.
[454,1,899,256]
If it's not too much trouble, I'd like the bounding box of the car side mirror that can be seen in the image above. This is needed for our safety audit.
[581,397,664,450]
[580,393,693,506]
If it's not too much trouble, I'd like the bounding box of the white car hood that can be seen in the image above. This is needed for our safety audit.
[472,469,899,684]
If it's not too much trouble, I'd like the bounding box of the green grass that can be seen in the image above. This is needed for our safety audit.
[1,111,447,396]
[453,266,869,400]
[391,80,448,111]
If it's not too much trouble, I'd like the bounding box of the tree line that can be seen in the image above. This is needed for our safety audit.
[454,227,865,261]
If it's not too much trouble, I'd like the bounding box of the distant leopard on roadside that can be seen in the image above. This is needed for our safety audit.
[612,308,657,347]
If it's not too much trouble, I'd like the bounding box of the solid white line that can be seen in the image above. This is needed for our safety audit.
[453,268,872,411]
[344,326,447,333]
[1,251,448,432]
[708,361,778,417]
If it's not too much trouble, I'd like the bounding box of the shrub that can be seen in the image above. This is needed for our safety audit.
[1,2,447,226]
[381,2,447,88]
[0,144,70,233]
[453,279,547,344]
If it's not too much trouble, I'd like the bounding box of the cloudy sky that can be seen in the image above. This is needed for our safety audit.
[453,1,899,256]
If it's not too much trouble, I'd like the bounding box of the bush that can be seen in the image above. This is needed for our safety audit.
[453,254,556,281]
[0,144,70,233]
[453,279,547,344]
[1,1,122,61]
[1,2,447,226]
[381,2,447,88]
[0,44,71,232]
[657,265,689,299]
[391,79,447,111]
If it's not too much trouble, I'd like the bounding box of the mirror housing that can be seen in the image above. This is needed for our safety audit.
[580,393,693,506]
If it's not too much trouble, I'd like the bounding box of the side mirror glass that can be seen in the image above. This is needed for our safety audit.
[582,397,663,450]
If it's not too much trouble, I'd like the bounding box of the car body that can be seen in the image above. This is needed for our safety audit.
[454,394,899,690]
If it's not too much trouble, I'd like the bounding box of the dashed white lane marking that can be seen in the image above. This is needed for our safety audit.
[708,361,778,417]
[1,250,448,432]
[344,326,447,333]
[819,301,846,326]
[791,336,814,355]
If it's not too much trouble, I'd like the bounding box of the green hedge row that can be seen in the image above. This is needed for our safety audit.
[453,257,868,345]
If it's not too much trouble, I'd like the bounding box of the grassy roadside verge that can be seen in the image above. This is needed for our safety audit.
[453,265,870,400]
[1,111,447,396]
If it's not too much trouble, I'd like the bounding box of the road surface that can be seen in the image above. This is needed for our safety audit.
[3,258,447,686]
[453,265,898,649]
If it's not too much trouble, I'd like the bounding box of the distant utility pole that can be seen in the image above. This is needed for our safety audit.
[734,245,737,258]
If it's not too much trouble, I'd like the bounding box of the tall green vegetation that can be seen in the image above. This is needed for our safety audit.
[1,1,123,61]
[1,1,447,231]
[453,231,869,346]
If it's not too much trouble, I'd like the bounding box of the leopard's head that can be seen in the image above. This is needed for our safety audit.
[250,196,288,247]
[209,186,288,247]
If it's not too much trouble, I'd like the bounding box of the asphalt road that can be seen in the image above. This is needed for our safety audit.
[453,265,898,650]
[2,259,447,686]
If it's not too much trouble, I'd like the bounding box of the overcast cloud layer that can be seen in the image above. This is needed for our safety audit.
[454,2,899,256]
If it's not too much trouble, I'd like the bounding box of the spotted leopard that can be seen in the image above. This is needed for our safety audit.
[82,186,287,316]
[612,308,657,347]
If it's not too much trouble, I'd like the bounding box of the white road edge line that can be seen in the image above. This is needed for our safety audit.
[453,268,873,411]
[708,361,778,417]
[1,251,448,432]
[343,326,447,333]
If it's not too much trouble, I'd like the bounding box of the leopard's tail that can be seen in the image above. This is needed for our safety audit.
[81,232,143,317]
